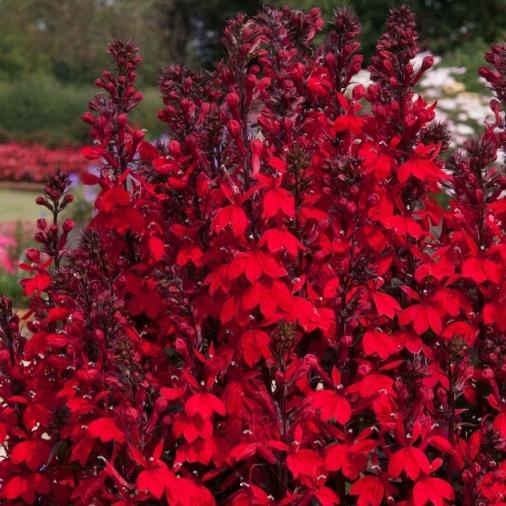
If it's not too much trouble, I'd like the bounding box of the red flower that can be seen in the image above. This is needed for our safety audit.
[0,7,505,506]
[88,417,125,444]
[388,447,431,480]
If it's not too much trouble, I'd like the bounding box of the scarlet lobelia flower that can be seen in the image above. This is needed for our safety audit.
[0,6,505,505]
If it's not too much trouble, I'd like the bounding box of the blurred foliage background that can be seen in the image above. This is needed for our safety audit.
[0,0,503,146]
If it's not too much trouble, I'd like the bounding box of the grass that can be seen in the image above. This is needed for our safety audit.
[0,189,45,221]
[440,38,491,94]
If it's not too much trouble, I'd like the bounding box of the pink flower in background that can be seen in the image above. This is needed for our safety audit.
[0,221,35,274]
[0,233,15,273]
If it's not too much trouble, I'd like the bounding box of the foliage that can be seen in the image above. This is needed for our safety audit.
[0,0,167,85]
[0,6,506,505]
[0,272,25,309]
[442,38,491,94]
[275,0,506,58]
[0,76,90,146]
[0,78,164,146]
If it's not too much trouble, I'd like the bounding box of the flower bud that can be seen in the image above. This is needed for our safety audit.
[352,84,365,100]
[118,113,128,127]
[81,112,95,124]
[421,55,435,71]
[25,248,40,263]
[482,368,494,380]
[37,218,48,230]
[63,219,75,232]
[226,92,240,110]
[155,396,168,413]
[0,349,10,364]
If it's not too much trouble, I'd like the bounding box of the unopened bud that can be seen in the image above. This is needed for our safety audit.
[25,249,40,263]
[352,84,365,100]
[37,218,48,230]
[482,368,494,380]
[0,349,10,364]
[63,219,75,232]
[118,113,128,127]
[82,112,95,124]
[226,92,240,110]
[421,55,435,71]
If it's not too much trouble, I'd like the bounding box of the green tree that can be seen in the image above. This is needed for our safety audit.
[273,0,506,57]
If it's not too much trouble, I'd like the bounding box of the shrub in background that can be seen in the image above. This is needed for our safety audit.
[0,77,164,146]
[0,6,505,505]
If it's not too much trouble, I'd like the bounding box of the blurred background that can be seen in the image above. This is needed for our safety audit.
[0,0,505,306]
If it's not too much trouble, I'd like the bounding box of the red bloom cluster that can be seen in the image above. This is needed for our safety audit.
[0,6,505,505]
[0,142,88,183]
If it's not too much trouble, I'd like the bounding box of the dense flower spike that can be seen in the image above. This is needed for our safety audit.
[0,6,505,505]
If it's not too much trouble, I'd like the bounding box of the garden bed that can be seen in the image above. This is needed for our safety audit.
[0,142,88,183]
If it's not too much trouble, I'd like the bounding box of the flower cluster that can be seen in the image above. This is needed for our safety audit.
[0,6,505,505]
[0,142,88,183]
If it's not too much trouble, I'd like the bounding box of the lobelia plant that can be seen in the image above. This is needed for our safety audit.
[0,5,505,505]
